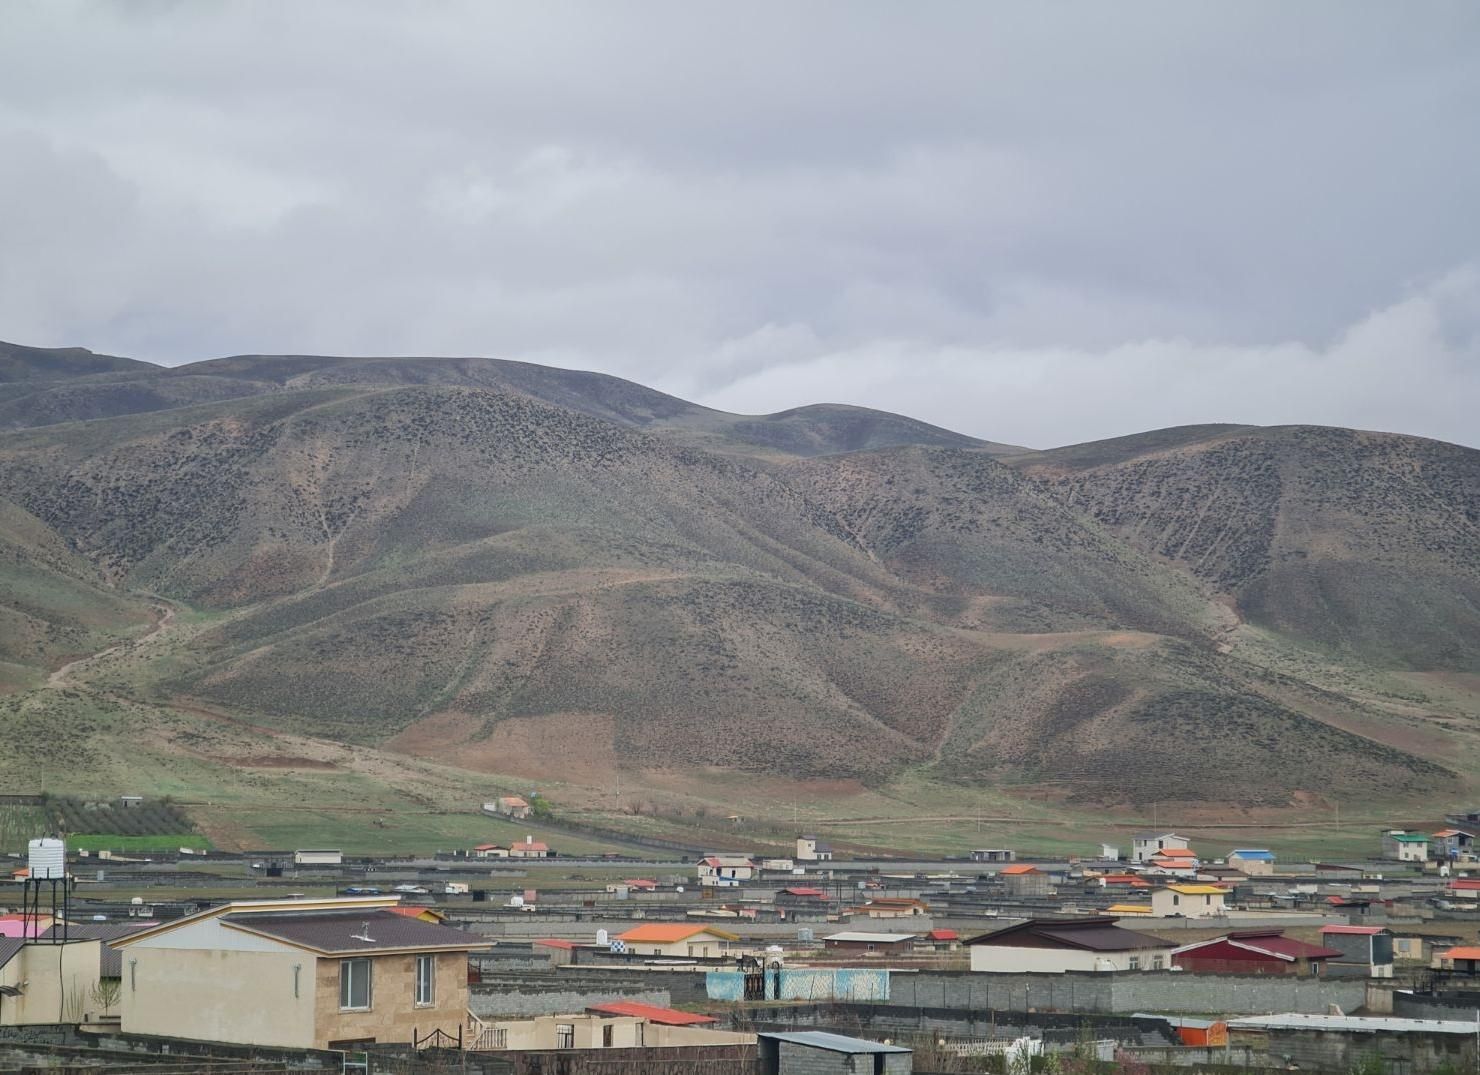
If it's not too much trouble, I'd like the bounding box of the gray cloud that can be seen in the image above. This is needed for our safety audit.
[1,1,1477,447]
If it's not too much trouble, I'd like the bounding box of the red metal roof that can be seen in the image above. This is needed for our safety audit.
[1101,874,1151,887]
[534,938,577,950]
[1450,879,1480,890]
[1000,864,1040,875]
[927,929,958,941]
[1186,931,1341,962]
[781,887,826,897]
[586,1001,717,1026]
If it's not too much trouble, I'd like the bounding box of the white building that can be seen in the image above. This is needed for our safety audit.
[1131,833,1190,863]
[697,856,755,886]
[967,917,1176,973]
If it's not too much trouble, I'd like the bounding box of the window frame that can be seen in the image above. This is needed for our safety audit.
[415,953,436,1007]
[339,957,372,1011]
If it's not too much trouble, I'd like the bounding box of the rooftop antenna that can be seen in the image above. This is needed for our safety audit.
[351,921,376,944]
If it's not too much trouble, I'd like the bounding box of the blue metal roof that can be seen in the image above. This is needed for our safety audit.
[759,1031,911,1054]
[1230,849,1275,859]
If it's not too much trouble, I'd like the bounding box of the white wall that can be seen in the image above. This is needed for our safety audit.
[0,942,102,1025]
[120,946,316,1049]
[970,945,1176,973]
[125,917,294,953]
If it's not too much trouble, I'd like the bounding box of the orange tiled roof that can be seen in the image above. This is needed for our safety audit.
[1000,864,1040,875]
[1447,946,1480,960]
[617,923,739,943]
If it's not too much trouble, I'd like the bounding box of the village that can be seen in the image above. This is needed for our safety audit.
[5,799,1480,1072]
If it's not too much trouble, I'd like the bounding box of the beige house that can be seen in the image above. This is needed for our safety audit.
[0,938,103,1025]
[470,1007,753,1051]
[1226,850,1276,876]
[1150,884,1228,918]
[497,796,532,819]
[508,836,552,859]
[796,836,833,862]
[113,896,486,1050]
[614,924,738,958]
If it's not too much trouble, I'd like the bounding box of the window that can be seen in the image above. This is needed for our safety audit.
[415,954,435,1006]
[602,1024,614,1048]
[555,1023,575,1049]
[1128,956,1141,970]
[1153,955,1165,970]
[339,958,372,1010]
[1172,894,1180,906]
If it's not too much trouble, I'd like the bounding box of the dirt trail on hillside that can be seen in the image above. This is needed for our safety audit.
[47,600,178,689]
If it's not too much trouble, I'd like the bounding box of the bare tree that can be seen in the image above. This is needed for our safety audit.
[90,978,121,1018]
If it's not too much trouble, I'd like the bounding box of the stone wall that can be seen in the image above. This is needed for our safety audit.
[314,950,467,1049]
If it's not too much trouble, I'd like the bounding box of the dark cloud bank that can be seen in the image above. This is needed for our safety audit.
[2,2,1477,447]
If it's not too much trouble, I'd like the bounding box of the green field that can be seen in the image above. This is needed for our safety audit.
[69,834,212,853]
[204,806,644,857]
[0,803,49,852]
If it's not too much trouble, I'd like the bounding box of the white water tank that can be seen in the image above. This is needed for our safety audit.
[28,838,65,880]
[595,929,609,946]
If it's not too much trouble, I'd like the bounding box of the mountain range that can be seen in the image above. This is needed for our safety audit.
[1,338,1476,819]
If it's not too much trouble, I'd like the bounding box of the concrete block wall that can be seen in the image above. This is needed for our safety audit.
[470,987,672,1017]
[887,971,1369,1016]
[1256,1027,1476,1074]
[778,1040,910,1074]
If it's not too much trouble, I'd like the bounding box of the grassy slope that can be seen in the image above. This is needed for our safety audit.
[0,353,1473,846]
[0,498,154,690]
[1010,424,1480,671]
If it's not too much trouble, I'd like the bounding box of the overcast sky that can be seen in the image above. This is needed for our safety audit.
[2,2,1477,448]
